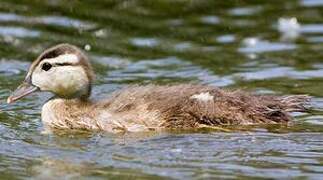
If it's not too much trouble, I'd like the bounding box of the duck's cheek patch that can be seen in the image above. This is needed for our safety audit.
[190,92,214,102]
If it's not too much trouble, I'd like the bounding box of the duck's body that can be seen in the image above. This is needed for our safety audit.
[42,84,308,132]
[7,44,309,133]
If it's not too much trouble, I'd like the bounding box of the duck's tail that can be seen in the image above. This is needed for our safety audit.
[270,95,311,112]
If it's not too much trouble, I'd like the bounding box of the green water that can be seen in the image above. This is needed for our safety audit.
[0,0,323,179]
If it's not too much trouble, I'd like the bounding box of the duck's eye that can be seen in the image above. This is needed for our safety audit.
[42,62,52,71]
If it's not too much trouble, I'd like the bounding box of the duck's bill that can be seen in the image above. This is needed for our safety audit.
[7,82,39,104]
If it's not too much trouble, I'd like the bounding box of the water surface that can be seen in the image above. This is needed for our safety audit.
[0,0,323,179]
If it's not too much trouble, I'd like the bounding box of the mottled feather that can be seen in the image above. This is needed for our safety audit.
[42,84,309,132]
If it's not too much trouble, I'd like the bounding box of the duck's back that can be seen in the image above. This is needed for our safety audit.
[99,84,309,130]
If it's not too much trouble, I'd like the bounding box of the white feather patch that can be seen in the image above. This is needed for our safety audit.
[44,54,79,64]
[190,92,213,102]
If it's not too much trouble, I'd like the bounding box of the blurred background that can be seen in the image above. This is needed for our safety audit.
[0,0,323,179]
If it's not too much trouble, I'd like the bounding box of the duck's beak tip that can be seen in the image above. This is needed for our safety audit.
[7,82,39,104]
[7,96,15,104]
[7,97,12,104]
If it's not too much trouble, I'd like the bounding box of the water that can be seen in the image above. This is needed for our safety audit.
[0,0,323,179]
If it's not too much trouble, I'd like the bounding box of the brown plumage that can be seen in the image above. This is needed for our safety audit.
[7,44,310,133]
[98,85,309,129]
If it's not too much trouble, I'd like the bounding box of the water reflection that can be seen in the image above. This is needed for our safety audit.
[216,35,235,44]
[229,6,262,16]
[0,26,40,38]
[200,16,220,25]
[130,38,160,47]
[239,38,296,53]
[301,24,323,33]
[301,0,323,7]
[0,12,95,29]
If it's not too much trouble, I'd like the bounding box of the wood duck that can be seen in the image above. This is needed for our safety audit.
[7,44,309,133]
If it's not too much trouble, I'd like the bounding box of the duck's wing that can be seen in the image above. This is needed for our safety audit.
[99,84,310,129]
[158,87,310,128]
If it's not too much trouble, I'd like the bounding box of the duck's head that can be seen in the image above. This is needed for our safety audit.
[7,43,94,103]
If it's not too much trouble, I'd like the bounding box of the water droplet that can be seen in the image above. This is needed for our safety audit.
[84,44,91,51]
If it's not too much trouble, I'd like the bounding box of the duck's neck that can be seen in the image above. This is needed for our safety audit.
[80,85,92,101]
[41,97,97,130]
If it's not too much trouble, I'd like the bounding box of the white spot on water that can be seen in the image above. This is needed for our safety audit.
[278,17,300,33]
[94,29,108,38]
[278,17,300,40]
[242,37,259,47]
[190,92,213,102]
[84,44,91,51]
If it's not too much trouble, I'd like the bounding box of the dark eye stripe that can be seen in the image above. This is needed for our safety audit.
[54,62,74,66]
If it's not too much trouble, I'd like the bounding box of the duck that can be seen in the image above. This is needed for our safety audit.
[7,43,310,133]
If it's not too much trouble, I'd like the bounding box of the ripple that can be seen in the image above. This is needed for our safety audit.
[303,115,323,125]
[129,38,159,47]
[234,66,323,80]
[299,24,323,34]
[37,16,95,29]
[0,12,23,22]
[0,1,323,179]
[306,36,323,42]
[0,59,29,75]
[311,98,323,110]
[216,35,235,43]
[200,16,220,25]
[301,0,323,7]
[92,56,131,69]
[0,26,40,38]
[174,42,193,51]
[239,38,296,53]
[0,12,95,29]
[102,56,224,85]
[228,6,262,16]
